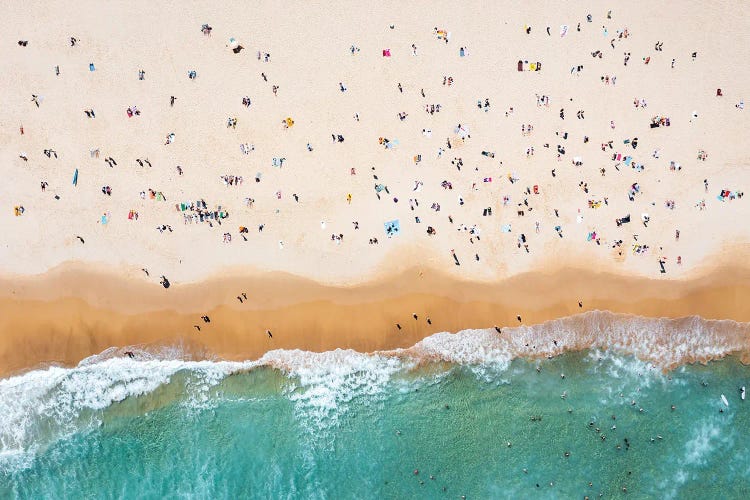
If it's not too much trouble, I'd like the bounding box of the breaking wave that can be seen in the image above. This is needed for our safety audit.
[1,310,747,473]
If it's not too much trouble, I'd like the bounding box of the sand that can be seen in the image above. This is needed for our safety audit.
[1,0,749,375]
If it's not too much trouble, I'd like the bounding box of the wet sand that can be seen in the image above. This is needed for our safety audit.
[2,261,750,377]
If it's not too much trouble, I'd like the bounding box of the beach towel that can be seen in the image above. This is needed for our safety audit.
[501,224,512,233]
[560,25,569,37]
[529,63,537,71]
[483,177,492,182]
[72,169,78,186]
[101,214,108,224]
[89,63,95,71]
[384,219,400,237]
[382,49,391,57]
[624,156,632,166]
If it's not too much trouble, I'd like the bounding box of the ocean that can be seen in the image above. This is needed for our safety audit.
[1,312,749,499]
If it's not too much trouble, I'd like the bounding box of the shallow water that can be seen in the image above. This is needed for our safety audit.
[2,321,750,498]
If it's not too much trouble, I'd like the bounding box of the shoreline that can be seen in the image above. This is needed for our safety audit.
[2,262,750,378]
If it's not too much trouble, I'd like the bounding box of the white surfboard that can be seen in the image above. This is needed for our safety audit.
[721,394,729,407]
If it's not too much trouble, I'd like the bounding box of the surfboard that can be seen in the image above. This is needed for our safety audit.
[72,168,78,186]
[721,394,729,407]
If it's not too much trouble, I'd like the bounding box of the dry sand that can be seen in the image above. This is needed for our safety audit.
[1,0,749,374]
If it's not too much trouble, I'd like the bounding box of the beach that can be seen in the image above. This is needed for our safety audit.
[2,263,750,378]
[1,0,749,370]
[2,0,750,496]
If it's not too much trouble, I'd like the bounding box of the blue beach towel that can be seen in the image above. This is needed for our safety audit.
[384,219,400,237]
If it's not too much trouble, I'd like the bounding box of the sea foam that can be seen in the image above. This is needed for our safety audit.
[1,311,748,472]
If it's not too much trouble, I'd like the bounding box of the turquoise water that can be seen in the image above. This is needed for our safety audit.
[2,320,750,498]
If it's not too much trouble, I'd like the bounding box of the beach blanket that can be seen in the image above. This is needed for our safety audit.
[501,224,512,233]
[560,25,569,37]
[384,219,400,237]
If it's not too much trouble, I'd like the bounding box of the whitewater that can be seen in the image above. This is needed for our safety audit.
[2,311,749,498]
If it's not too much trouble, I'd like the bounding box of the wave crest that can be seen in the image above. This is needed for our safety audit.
[1,311,748,472]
